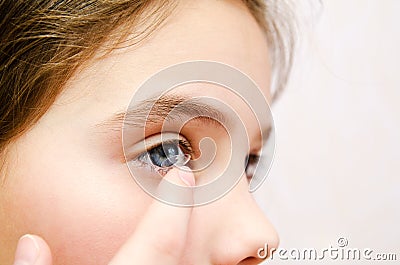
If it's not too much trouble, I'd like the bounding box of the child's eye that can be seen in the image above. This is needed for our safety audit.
[147,142,189,168]
[133,134,193,176]
[245,154,260,181]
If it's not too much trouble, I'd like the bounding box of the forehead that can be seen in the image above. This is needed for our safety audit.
[53,0,271,127]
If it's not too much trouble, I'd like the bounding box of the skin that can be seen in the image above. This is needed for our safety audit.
[0,0,279,264]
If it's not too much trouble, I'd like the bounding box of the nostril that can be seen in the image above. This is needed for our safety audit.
[237,256,262,265]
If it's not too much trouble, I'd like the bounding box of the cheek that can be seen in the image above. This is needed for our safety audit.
[4,142,152,264]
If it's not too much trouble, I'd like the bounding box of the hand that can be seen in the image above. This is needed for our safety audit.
[13,168,195,265]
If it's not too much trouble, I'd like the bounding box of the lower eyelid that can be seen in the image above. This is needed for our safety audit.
[132,152,174,177]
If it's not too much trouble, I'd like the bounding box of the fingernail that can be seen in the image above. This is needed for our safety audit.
[178,166,195,187]
[14,235,39,265]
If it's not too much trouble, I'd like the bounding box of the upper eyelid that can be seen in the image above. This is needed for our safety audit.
[124,132,187,161]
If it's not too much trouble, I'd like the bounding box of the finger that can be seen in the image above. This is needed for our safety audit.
[109,167,195,265]
[13,234,52,265]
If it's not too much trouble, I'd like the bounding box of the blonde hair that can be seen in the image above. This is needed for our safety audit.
[0,0,295,154]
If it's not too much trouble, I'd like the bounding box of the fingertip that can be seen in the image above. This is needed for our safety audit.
[177,166,195,187]
[14,234,52,265]
[14,234,39,265]
[32,235,53,264]
[162,166,195,187]
[156,167,195,207]
[110,167,194,264]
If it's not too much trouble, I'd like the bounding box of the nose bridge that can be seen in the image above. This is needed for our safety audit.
[205,178,279,264]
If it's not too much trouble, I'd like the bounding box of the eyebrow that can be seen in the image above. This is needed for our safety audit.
[96,94,273,145]
[96,94,228,131]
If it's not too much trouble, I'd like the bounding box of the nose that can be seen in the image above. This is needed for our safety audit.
[189,177,279,264]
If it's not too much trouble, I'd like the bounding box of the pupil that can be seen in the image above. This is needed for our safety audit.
[149,143,180,167]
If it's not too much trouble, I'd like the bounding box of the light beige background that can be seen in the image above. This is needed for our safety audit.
[256,1,400,264]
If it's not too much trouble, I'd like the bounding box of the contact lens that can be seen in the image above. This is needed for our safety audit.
[160,154,191,168]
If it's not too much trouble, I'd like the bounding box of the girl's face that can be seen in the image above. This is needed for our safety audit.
[1,0,278,264]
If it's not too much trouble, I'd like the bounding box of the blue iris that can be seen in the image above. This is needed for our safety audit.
[148,142,180,168]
